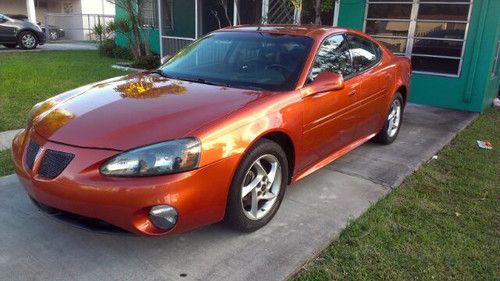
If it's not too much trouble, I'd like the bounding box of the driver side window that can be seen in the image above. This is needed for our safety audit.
[310,34,354,81]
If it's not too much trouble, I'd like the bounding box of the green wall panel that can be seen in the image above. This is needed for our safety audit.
[114,4,161,55]
[337,0,366,31]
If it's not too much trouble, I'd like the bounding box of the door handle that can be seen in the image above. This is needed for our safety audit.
[348,90,357,97]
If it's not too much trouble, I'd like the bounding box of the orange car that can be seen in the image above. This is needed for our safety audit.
[12,25,411,236]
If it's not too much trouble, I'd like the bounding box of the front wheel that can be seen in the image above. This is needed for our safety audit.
[225,139,288,232]
[18,31,38,50]
[373,92,404,144]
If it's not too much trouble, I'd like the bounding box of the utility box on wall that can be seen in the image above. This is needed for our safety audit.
[337,0,500,112]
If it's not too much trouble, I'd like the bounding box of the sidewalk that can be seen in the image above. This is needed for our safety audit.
[0,104,477,281]
[0,129,22,151]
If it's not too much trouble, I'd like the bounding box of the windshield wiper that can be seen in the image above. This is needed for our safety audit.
[180,77,230,88]
[152,71,229,87]
[151,69,174,79]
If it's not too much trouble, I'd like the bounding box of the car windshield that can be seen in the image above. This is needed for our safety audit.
[159,32,314,91]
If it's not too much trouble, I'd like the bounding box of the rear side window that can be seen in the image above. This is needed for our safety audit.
[310,34,354,80]
[347,34,381,73]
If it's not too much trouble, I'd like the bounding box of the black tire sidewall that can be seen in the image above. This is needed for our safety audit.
[225,139,289,232]
[18,31,38,50]
[375,92,404,144]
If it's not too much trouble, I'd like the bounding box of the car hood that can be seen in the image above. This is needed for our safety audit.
[32,72,266,150]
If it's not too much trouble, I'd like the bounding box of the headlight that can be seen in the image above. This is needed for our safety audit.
[100,138,201,177]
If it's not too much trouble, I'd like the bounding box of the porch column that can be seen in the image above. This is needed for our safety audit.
[26,0,36,23]
[261,0,269,24]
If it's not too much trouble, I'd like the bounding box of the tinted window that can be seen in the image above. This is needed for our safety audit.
[310,34,354,80]
[160,32,314,91]
[347,34,380,72]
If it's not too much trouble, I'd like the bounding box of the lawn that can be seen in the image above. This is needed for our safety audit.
[0,150,14,177]
[292,108,499,280]
[0,51,127,131]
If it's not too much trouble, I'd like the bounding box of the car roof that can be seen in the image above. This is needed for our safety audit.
[218,24,352,39]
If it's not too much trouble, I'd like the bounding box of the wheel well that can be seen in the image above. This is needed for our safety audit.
[397,86,408,105]
[261,132,295,184]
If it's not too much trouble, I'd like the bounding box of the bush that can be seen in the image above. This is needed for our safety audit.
[98,39,133,60]
[113,46,134,60]
[131,54,160,70]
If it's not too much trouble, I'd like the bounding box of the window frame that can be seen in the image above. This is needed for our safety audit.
[363,0,474,78]
[345,32,383,75]
[306,32,383,84]
[306,33,354,83]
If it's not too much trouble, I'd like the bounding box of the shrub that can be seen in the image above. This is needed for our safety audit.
[98,39,116,57]
[98,39,133,60]
[113,46,134,60]
[131,55,160,70]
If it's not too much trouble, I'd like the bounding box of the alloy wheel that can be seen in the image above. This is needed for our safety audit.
[241,154,282,220]
[387,98,402,137]
[22,34,36,48]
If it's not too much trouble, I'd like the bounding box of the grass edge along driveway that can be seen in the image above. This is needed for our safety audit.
[292,108,499,281]
[0,50,127,131]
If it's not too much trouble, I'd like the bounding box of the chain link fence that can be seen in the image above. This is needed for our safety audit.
[43,13,114,42]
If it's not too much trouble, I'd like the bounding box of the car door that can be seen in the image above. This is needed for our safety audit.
[0,15,18,43]
[300,33,360,169]
[346,33,389,139]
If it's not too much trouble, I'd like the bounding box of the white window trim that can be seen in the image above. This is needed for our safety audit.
[363,0,474,78]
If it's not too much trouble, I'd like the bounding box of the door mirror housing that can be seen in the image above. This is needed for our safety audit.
[160,55,173,65]
[302,72,344,97]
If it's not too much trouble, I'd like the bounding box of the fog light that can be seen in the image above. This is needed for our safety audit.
[149,205,178,230]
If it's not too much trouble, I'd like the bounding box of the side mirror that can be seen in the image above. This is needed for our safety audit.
[302,72,344,97]
[160,55,173,64]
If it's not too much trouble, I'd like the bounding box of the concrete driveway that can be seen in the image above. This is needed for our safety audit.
[0,42,97,52]
[0,104,476,281]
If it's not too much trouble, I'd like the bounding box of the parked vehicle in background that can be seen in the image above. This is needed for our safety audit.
[0,13,46,49]
[6,14,65,40]
[12,26,411,236]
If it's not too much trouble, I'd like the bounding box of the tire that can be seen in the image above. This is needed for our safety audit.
[373,92,404,144]
[18,31,38,50]
[2,44,17,48]
[225,139,289,232]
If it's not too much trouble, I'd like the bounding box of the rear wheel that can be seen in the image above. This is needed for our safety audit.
[2,43,17,48]
[225,139,288,232]
[373,92,404,144]
[18,31,38,50]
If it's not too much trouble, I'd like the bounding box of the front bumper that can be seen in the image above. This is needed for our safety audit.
[12,129,239,236]
[36,31,46,45]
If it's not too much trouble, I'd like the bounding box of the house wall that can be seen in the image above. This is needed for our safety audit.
[80,0,115,15]
[337,0,500,112]
[115,5,161,55]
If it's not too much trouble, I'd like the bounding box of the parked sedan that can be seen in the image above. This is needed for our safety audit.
[5,14,65,40]
[12,25,411,236]
[0,14,46,49]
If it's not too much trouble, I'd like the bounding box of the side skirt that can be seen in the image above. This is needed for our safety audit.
[291,132,377,183]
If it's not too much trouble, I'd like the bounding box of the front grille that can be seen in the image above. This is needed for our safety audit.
[25,140,40,170]
[38,149,74,179]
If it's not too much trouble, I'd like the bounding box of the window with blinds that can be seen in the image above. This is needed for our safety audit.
[364,0,473,77]
[138,0,159,28]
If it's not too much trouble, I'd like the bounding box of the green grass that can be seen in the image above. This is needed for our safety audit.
[0,150,14,177]
[293,109,499,281]
[0,51,127,131]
